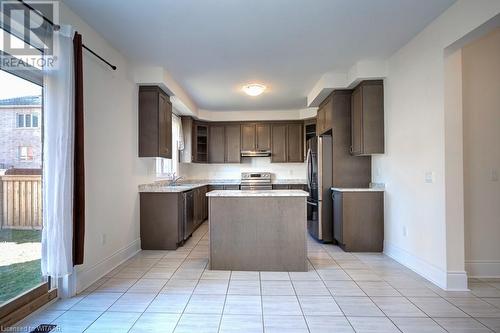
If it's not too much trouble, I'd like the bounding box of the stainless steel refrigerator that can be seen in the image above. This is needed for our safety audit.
[306,136,333,242]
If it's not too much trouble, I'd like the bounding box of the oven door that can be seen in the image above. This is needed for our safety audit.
[307,199,322,240]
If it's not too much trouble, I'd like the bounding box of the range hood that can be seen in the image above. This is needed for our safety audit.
[241,150,272,157]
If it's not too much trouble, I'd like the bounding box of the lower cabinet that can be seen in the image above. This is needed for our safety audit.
[272,184,307,190]
[193,186,208,227]
[140,186,208,250]
[140,192,183,250]
[208,185,240,191]
[333,190,384,252]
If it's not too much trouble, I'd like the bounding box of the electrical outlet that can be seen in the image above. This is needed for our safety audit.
[425,171,434,184]
[100,233,106,245]
[403,226,408,237]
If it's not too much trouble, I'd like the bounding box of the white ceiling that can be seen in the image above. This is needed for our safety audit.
[63,0,455,111]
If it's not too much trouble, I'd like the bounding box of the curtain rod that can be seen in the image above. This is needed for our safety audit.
[17,0,117,70]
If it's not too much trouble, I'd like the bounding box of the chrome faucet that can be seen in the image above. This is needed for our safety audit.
[167,172,184,186]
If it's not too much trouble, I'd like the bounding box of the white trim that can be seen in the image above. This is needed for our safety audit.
[466,260,500,278]
[383,241,468,291]
[74,238,141,294]
[446,271,469,291]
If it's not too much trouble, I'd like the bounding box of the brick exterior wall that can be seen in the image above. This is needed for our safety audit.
[0,105,42,169]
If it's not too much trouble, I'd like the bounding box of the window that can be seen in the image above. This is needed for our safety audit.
[16,113,39,128]
[18,146,34,161]
[156,114,184,177]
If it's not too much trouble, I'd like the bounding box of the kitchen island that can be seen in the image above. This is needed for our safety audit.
[206,190,309,271]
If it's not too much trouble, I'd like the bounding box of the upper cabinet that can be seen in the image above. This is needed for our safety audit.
[138,86,172,159]
[271,124,287,163]
[225,124,241,163]
[241,124,256,151]
[287,123,303,162]
[189,119,303,164]
[203,123,241,164]
[209,125,225,163]
[241,123,271,152]
[351,80,384,155]
[271,123,304,163]
[193,122,209,163]
[255,124,271,150]
[316,96,333,135]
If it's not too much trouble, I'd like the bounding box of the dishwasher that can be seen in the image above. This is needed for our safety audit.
[182,190,195,241]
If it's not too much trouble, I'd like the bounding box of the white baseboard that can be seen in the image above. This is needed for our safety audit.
[466,260,500,278]
[75,238,141,294]
[383,241,468,291]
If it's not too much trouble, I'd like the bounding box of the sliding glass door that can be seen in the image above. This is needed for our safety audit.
[0,24,49,327]
[0,68,44,306]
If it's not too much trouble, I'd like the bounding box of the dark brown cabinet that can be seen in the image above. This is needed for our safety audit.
[225,124,241,163]
[272,184,307,190]
[138,86,172,158]
[256,124,271,150]
[333,190,384,252]
[208,185,240,191]
[317,96,333,135]
[287,123,303,162]
[141,186,209,250]
[271,124,287,163]
[241,123,271,152]
[271,123,304,163]
[140,192,183,250]
[193,122,209,163]
[209,125,225,163]
[193,186,208,226]
[190,119,303,164]
[223,185,240,190]
[351,80,384,155]
[241,124,256,151]
[318,90,371,188]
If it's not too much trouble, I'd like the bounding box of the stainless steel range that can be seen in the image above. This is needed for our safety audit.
[240,172,272,190]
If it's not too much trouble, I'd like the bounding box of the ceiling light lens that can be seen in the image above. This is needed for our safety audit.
[243,84,266,96]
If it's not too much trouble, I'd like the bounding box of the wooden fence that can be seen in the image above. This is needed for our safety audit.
[0,175,42,230]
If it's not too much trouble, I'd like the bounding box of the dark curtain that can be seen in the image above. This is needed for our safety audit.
[73,31,85,265]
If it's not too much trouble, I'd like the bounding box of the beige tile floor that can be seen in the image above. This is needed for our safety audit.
[12,222,500,332]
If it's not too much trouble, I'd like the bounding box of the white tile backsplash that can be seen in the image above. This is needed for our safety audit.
[178,157,306,180]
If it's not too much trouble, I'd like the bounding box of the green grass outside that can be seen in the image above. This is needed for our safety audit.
[0,229,43,304]
[0,229,41,243]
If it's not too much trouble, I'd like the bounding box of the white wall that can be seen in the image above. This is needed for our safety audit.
[373,0,500,289]
[179,157,306,181]
[462,28,500,278]
[60,4,156,292]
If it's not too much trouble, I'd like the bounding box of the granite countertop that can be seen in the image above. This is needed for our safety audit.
[139,179,307,193]
[331,187,385,192]
[138,183,207,193]
[206,190,309,197]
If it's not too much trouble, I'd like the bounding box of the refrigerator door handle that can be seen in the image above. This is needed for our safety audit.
[306,148,312,190]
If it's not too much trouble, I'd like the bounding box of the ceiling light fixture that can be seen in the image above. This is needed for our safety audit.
[242,83,266,96]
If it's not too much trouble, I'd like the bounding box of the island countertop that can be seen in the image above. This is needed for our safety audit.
[208,189,308,271]
[206,190,309,197]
